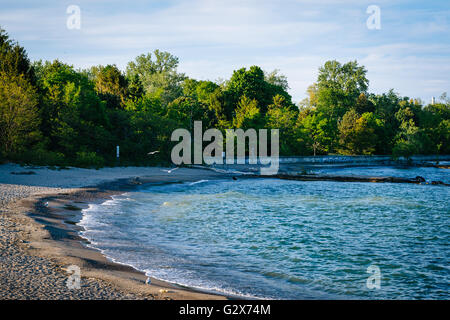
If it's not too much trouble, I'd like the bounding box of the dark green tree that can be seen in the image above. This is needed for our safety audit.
[0,72,40,156]
[91,64,128,109]
[0,27,35,82]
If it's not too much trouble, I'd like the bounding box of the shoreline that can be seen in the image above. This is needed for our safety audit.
[1,163,448,299]
[0,165,231,299]
[29,180,231,300]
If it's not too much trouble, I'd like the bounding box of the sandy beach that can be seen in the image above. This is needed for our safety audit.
[0,163,228,300]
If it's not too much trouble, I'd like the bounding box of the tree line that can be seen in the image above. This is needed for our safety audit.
[0,27,449,167]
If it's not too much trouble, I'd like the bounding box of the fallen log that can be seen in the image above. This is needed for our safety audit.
[257,174,449,186]
[419,163,450,169]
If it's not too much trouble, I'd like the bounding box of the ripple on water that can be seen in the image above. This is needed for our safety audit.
[79,171,450,299]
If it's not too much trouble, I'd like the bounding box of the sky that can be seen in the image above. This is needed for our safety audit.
[1,0,449,104]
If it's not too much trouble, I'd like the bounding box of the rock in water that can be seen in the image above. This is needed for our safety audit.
[10,171,36,175]
[415,176,426,182]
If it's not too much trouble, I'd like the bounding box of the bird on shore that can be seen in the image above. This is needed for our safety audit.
[145,277,151,285]
[147,151,160,155]
[162,167,179,174]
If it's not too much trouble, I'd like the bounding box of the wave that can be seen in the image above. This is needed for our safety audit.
[78,194,265,299]
[189,179,209,186]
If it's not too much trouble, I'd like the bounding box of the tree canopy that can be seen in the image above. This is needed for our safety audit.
[0,26,448,166]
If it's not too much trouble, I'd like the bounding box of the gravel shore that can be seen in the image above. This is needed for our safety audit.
[0,184,144,299]
[0,164,227,300]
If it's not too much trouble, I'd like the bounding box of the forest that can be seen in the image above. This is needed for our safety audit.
[0,27,449,167]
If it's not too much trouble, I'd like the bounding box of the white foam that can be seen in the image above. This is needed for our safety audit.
[76,189,268,300]
[188,179,209,186]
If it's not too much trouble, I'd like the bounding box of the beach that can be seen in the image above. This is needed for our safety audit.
[0,163,227,300]
[1,162,448,299]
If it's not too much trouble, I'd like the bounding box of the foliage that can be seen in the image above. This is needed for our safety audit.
[0,26,448,168]
[91,64,128,109]
[0,72,40,156]
[232,96,263,130]
[225,66,293,115]
[75,151,105,168]
[126,50,186,105]
[338,110,381,155]
[0,28,35,82]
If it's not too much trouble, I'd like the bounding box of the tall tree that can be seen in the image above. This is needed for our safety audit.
[35,60,108,156]
[91,64,128,109]
[0,27,35,82]
[297,111,333,156]
[126,50,186,105]
[338,110,381,155]
[226,66,293,115]
[0,72,40,155]
[316,60,369,117]
[233,95,263,129]
[266,95,299,155]
[313,60,370,151]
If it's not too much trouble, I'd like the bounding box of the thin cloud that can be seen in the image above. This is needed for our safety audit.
[0,0,448,103]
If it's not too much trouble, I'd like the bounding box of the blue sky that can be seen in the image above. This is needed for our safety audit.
[1,0,449,103]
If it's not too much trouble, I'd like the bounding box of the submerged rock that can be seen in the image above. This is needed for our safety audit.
[415,176,426,182]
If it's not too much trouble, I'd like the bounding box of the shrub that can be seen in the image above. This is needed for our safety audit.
[392,139,419,160]
[75,151,104,168]
[12,145,66,166]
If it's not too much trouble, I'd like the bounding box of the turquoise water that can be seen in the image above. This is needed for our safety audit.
[80,168,449,299]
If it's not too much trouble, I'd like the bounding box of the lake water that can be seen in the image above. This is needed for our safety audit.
[79,166,449,299]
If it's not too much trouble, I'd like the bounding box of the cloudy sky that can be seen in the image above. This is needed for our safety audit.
[1,0,449,103]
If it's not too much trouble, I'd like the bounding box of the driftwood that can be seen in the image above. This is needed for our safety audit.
[257,174,450,186]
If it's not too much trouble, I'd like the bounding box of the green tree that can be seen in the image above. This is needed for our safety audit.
[226,66,293,115]
[369,90,401,154]
[264,69,289,92]
[419,102,450,154]
[296,111,333,156]
[392,119,423,159]
[166,96,216,130]
[338,110,381,155]
[127,73,144,101]
[355,93,374,114]
[233,96,263,129]
[0,72,40,155]
[91,64,128,109]
[266,95,299,155]
[35,60,108,157]
[0,27,35,82]
[126,50,186,105]
[183,79,219,104]
[312,60,370,152]
[316,60,369,116]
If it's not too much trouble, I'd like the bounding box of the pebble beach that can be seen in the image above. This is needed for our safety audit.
[0,163,226,300]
